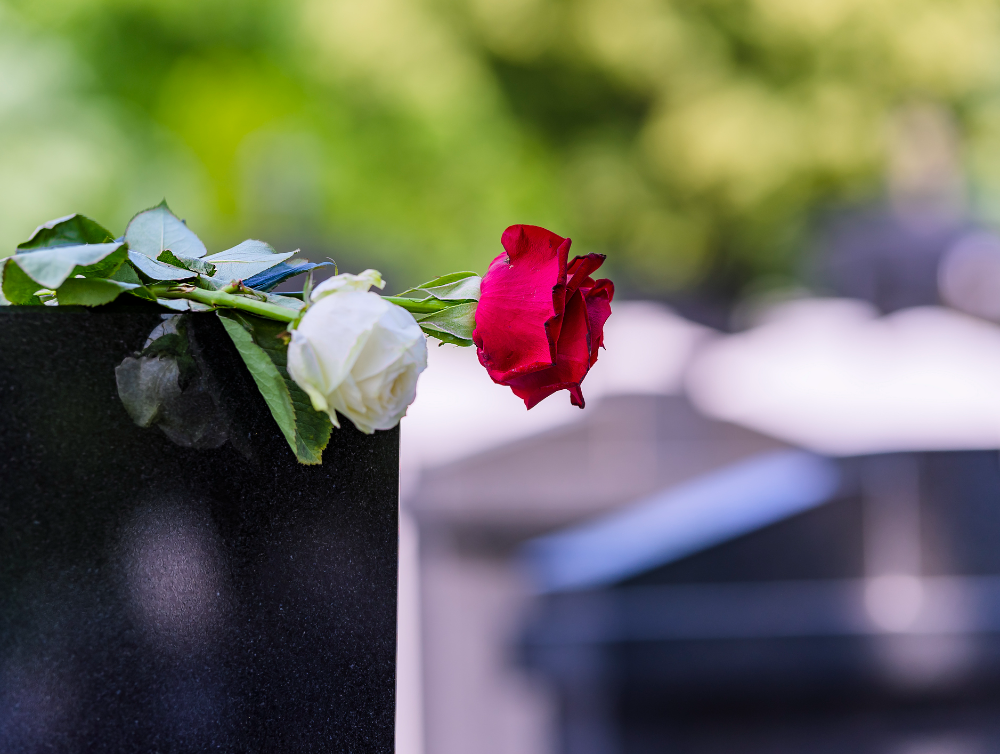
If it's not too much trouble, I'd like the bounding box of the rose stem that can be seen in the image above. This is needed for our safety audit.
[151,284,299,322]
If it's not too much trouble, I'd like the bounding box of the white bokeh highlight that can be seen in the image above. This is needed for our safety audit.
[687,299,1000,456]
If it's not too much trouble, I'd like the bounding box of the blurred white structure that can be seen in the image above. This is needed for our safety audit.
[687,299,1000,456]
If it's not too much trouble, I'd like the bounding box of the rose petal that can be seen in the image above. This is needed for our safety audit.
[566,253,606,294]
[506,288,593,409]
[287,287,427,434]
[583,278,614,366]
[473,225,570,383]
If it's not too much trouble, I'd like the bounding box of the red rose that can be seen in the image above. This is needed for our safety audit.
[473,225,614,409]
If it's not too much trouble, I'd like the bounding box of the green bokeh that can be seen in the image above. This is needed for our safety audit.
[3,0,1000,296]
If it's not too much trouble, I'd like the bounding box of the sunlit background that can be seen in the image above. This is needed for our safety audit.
[7,0,1000,301]
[11,1,1000,753]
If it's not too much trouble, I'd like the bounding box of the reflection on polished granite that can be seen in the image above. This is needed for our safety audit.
[0,304,398,753]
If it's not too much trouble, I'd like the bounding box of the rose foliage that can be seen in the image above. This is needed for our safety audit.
[2,205,613,463]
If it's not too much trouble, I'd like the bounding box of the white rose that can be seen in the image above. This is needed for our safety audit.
[287,270,428,434]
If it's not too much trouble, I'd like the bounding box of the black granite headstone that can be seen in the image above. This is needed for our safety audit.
[0,305,398,752]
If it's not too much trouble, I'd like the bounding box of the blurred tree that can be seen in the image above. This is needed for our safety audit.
[3,0,1000,299]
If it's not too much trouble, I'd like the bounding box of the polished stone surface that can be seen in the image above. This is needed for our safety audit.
[0,304,398,752]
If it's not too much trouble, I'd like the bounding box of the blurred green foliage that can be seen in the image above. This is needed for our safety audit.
[3,0,1000,295]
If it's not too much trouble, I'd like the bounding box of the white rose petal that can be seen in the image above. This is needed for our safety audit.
[287,273,427,434]
[310,268,385,301]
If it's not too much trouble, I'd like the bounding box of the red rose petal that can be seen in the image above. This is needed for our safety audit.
[506,288,593,409]
[583,278,614,366]
[566,253,606,294]
[474,224,614,409]
[473,225,569,383]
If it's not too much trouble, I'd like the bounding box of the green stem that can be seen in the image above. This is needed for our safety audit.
[382,296,451,314]
[152,284,298,323]
[150,286,453,322]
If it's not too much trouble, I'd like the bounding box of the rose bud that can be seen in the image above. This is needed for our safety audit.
[473,225,614,409]
[287,269,428,434]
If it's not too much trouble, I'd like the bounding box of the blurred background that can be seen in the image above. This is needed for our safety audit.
[10,0,1000,752]
[9,0,1000,308]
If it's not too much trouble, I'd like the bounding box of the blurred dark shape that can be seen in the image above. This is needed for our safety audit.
[817,104,979,314]
[0,306,398,753]
[525,450,841,594]
[521,450,1000,754]
[817,205,970,313]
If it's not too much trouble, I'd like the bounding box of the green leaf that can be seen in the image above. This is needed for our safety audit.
[109,262,143,285]
[415,301,477,344]
[8,242,125,290]
[205,240,294,283]
[124,200,208,259]
[218,310,332,464]
[2,259,43,305]
[262,291,306,312]
[78,244,128,279]
[193,275,225,291]
[128,250,196,281]
[158,249,217,276]
[399,271,481,302]
[421,328,474,347]
[218,315,297,454]
[55,277,141,306]
[17,214,115,252]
